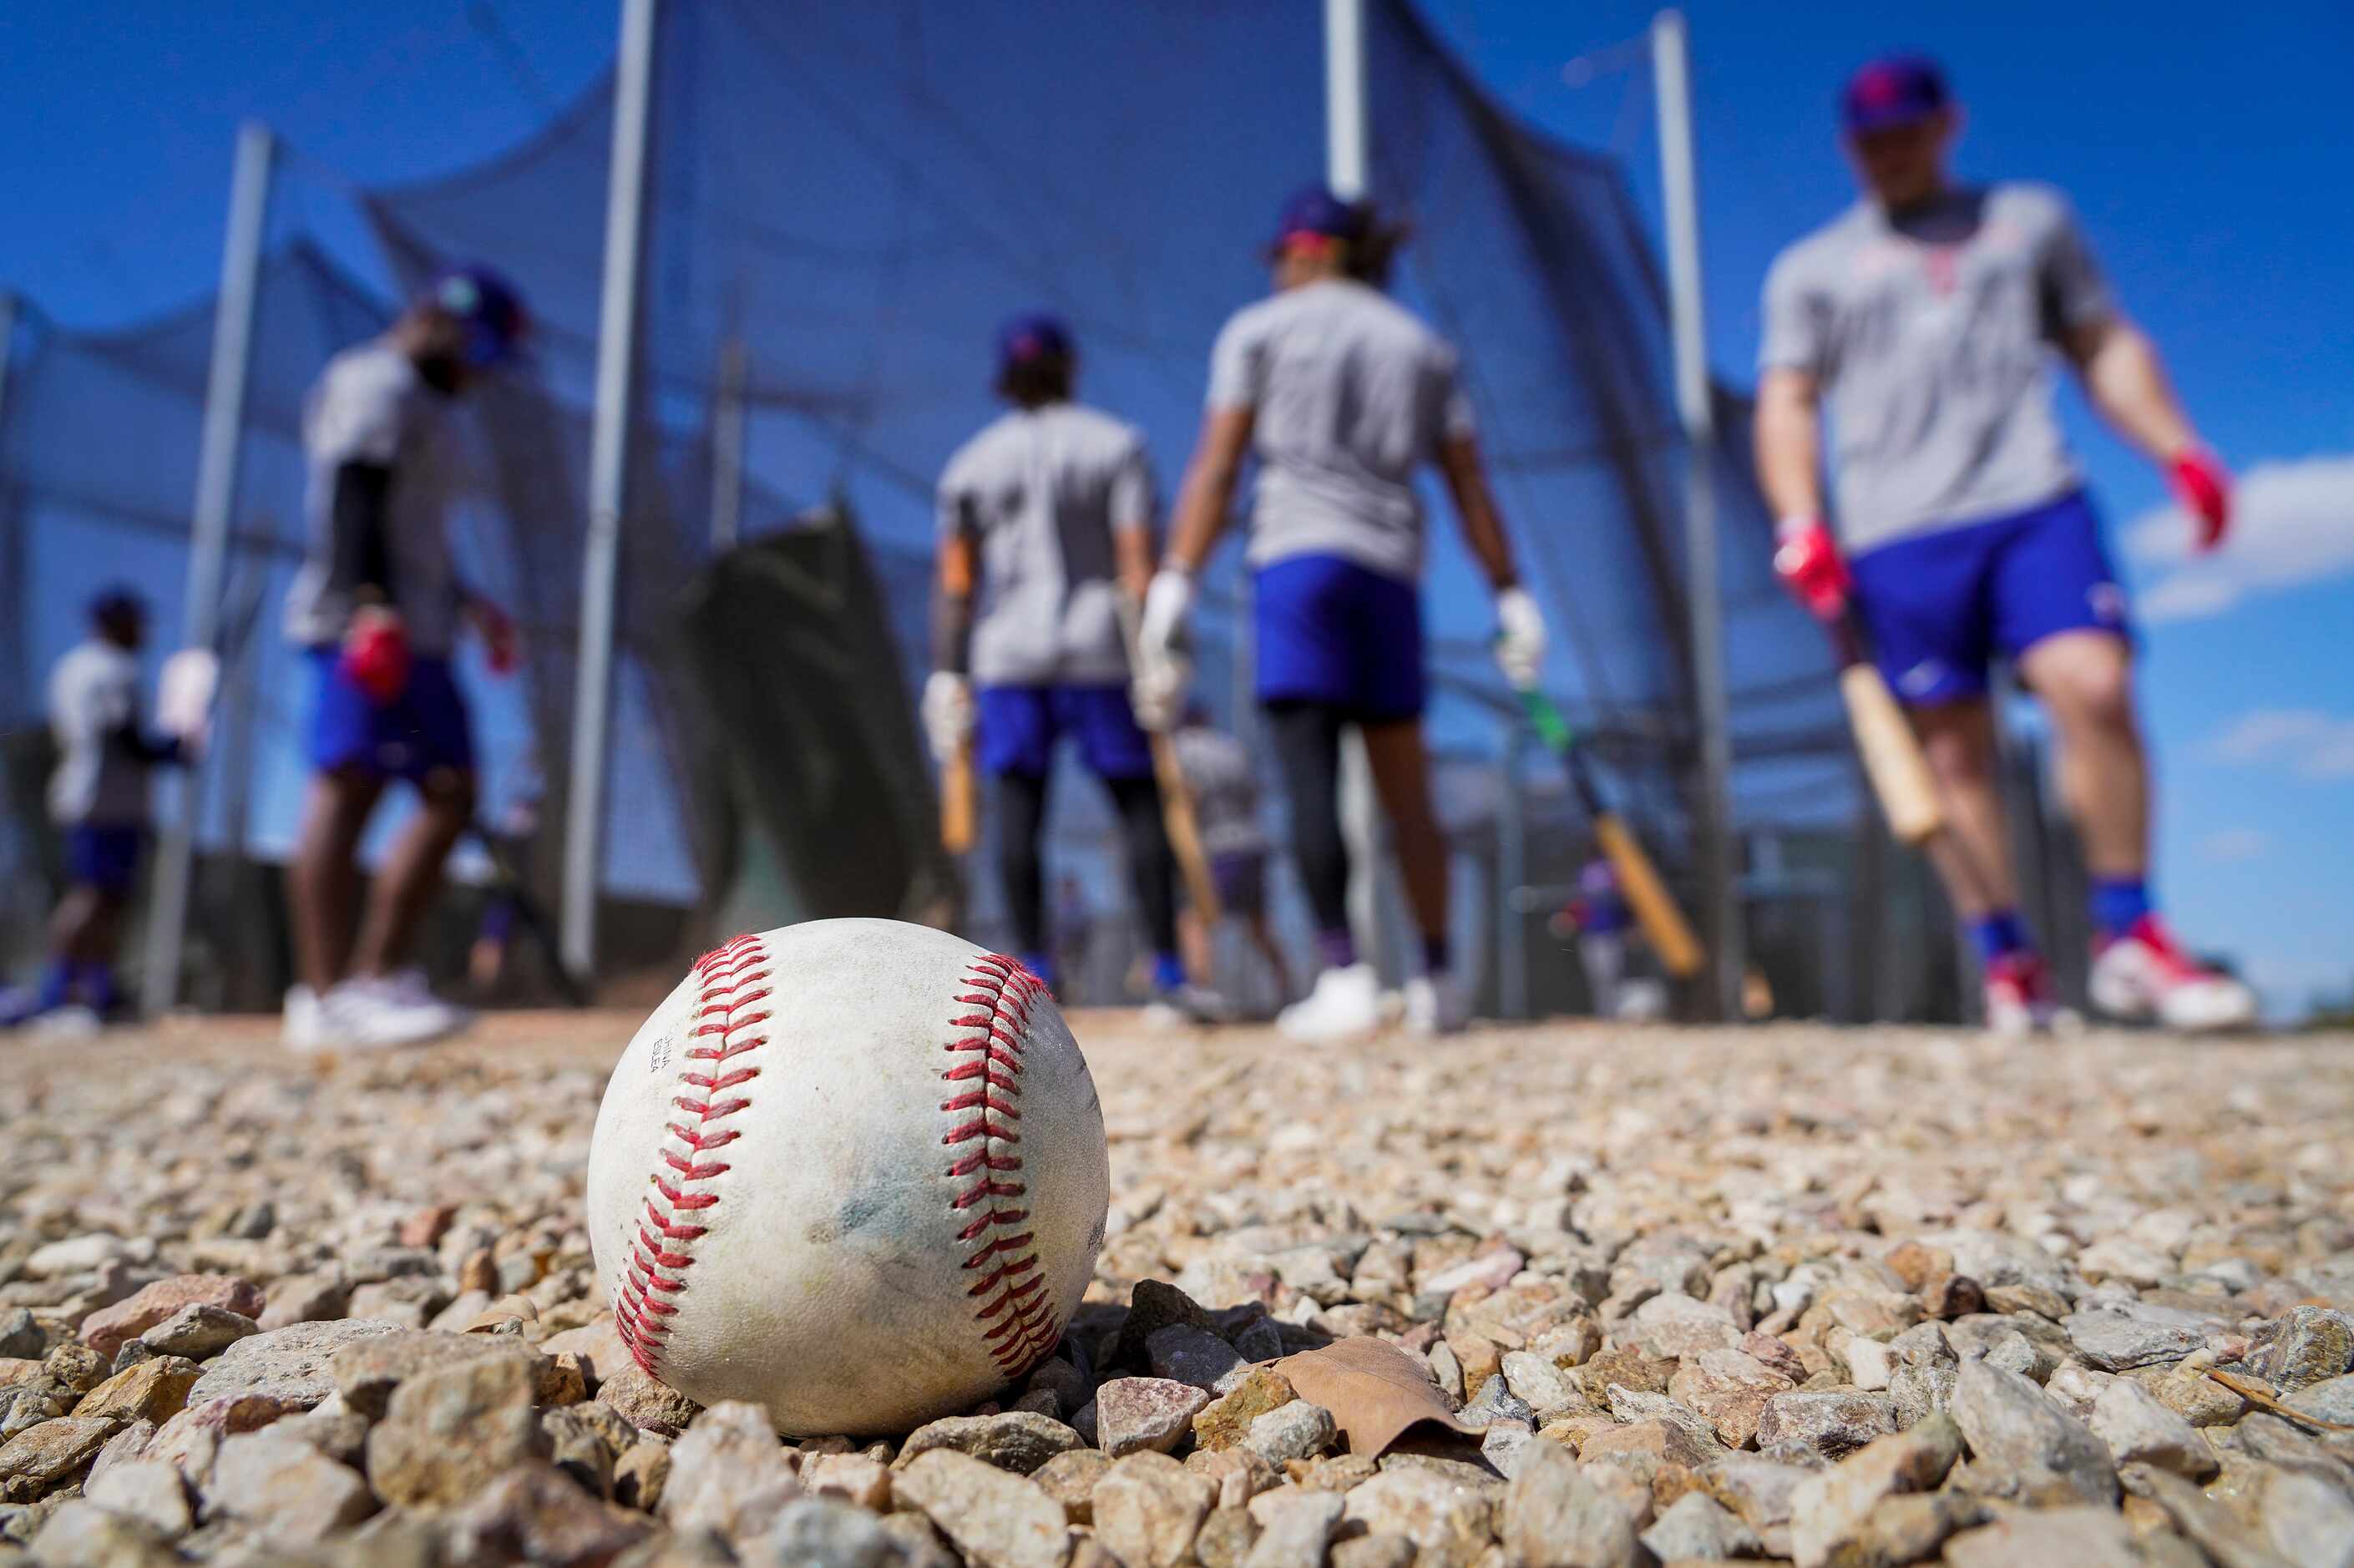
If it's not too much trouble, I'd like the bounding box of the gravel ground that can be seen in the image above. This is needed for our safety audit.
[2,1009,2351,1566]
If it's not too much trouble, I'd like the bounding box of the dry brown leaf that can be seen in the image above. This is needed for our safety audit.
[1275,1337,1485,1457]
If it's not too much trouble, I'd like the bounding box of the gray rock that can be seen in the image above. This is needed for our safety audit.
[1947,1359,2119,1506]
[1628,1292,1743,1360]
[182,1318,400,1409]
[136,1304,258,1362]
[1500,1438,1638,1568]
[1481,1420,1535,1480]
[0,1313,44,1361]
[660,1401,802,1541]
[894,1449,1071,1568]
[1241,1488,1343,1568]
[443,1460,657,1565]
[742,1495,903,1568]
[2064,1308,2205,1371]
[2259,1468,2354,1568]
[1093,1450,1218,1568]
[365,1351,549,1509]
[2286,1374,2354,1426]
[82,1458,192,1536]
[1342,1466,1497,1568]
[2253,1307,2354,1393]
[23,1500,181,1568]
[896,1411,1086,1476]
[1638,1491,1760,1561]
[1461,1373,1535,1428]
[1097,1378,1212,1459]
[1499,1352,1579,1422]
[1694,1454,1813,1531]
[1787,1414,1962,1568]
[2089,1376,2219,1480]
[2123,1461,2299,1568]
[1752,1389,1896,1461]
[205,1429,377,1545]
[1243,1401,1334,1467]
[1603,1385,1723,1459]
[1668,1348,1797,1449]
[1940,1505,2143,1568]
[0,1417,115,1504]
[1147,1325,1250,1395]
[327,1326,550,1419]
[1982,1328,2056,1383]
[1330,1535,1418,1568]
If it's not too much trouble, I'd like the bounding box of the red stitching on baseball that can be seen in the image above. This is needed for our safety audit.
[617,932,772,1377]
[944,953,1067,1377]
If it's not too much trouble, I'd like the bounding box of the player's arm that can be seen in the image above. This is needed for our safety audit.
[1754,367,1826,524]
[1433,433,1520,592]
[1163,407,1254,574]
[929,497,980,675]
[2063,316,2198,463]
[1110,438,1158,604]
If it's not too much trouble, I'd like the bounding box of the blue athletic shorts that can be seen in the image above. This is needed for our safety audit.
[305,647,476,781]
[1254,553,1425,721]
[66,824,143,896]
[975,685,1153,781]
[1210,851,1267,918]
[1848,489,2131,706]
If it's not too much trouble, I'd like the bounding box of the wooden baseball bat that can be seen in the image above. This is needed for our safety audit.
[940,739,977,855]
[1116,600,1222,928]
[1516,687,1705,980]
[1828,615,1945,846]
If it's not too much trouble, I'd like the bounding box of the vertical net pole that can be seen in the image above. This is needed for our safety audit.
[1496,714,1527,1019]
[561,0,660,977]
[0,291,20,717]
[711,336,747,552]
[142,121,273,1016]
[1652,10,1744,1021]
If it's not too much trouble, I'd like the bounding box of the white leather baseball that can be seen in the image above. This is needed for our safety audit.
[585,918,1109,1435]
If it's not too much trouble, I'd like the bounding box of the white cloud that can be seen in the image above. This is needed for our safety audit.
[2124,454,2354,622]
[2198,827,2269,863]
[2205,708,2354,780]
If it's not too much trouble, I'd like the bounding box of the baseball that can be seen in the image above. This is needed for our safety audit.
[585,918,1109,1435]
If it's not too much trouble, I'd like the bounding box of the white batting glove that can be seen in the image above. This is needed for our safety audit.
[1130,569,1195,733]
[1493,584,1548,690]
[921,670,975,766]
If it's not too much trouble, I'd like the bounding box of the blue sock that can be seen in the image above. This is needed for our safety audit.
[1151,952,1187,993]
[1421,933,1451,976]
[1966,910,2030,966]
[2089,878,2150,942]
[1314,928,1358,971]
[1018,952,1058,990]
[34,959,72,1012]
[71,962,119,1014]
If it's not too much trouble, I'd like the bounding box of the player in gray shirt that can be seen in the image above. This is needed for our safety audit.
[924,313,1204,1021]
[1755,56,2250,1033]
[1,589,191,1029]
[1137,185,1548,1042]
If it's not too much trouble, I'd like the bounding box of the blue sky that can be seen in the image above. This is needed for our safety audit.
[3,1,2347,1014]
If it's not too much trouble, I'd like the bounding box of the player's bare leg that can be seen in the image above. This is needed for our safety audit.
[2021,631,2253,1029]
[288,768,387,995]
[351,767,476,979]
[1246,912,1293,1004]
[1360,717,1466,1034]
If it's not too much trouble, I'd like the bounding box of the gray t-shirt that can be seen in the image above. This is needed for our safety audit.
[1171,724,1266,858]
[1759,183,2115,554]
[286,339,468,655]
[1207,278,1475,584]
[47,640,152,826]
[937,402,1153,687]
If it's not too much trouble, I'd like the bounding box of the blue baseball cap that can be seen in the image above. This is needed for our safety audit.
[427,265,529,367]
[996,311,1074,377]
[88,584,144,623]
[1268,184,1367,255]
[1841,56,1951,135]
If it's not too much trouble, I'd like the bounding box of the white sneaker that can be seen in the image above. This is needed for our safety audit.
[1404,973,1471,1037]
[1276,964,1381,1044]
[282,984,325,1053]
[380,968,476,1034]
[2088,917,2257,1033]
[29,1006,103,1041]
[340,974,473,1049]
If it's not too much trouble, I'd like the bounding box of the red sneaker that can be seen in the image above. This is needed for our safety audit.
[2088,916,2256,1032]
[1984,951,2077,1038]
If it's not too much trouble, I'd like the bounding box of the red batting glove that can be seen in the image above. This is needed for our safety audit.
[2168,448,2231,552]
[342,608,413,705]
[1773,518,1852,621]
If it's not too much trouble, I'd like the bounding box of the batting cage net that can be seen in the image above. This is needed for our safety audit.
[2,1,2057,1020]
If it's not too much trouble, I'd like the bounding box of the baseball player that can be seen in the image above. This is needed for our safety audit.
[281,267,527,1051]
[1757,58,2254,1033]
[1136,185,1547,1042]
[923,313,1211,1023]
[1169,706,1291,1014]
[0,589,192,1031]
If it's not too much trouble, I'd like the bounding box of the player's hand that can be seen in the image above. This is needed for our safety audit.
[2168,448,2231,552]
[921,671,975,766]
[468,596,521,675]
[1773,517,1851,621]
[1130,569,1194,733]
[342,605,413,705]
[1493,584,1547,690]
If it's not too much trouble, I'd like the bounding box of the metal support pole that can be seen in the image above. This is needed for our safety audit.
[1497,719,1528,1020]
[1324,0,1369,199]
[711,336,747,552]
[1651,11,1743,1021]
[0,291,21,715]
[562,0,659,975]
[143,121,272,1016]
